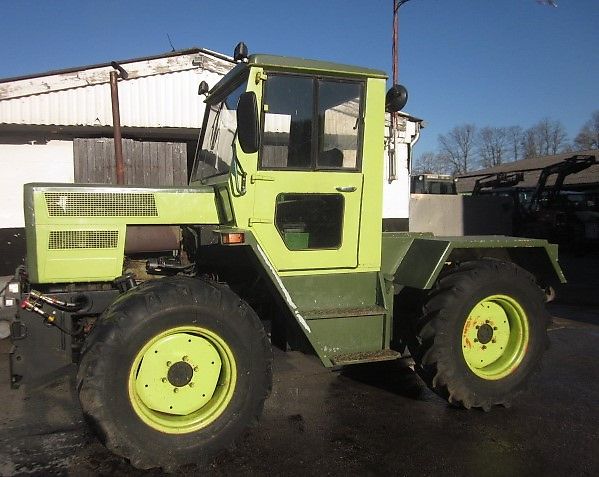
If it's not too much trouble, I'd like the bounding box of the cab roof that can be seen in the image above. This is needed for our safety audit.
[209,54,388,99]
[247,54,388,79]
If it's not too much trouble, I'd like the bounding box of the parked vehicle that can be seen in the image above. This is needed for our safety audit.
[411,173,456,194]
[0,44,565,471]
[472,155,598,247]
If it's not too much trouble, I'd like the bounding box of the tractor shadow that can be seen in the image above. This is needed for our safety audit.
[338,358,438,402]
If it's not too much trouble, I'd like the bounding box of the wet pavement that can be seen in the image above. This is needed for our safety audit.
[1,305,598,477]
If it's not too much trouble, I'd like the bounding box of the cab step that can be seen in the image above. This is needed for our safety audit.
[330,349,401,366]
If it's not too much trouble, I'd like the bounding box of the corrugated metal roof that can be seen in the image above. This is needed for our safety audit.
[455,150,599,192]
[0,50,234,129]
[0,48,233,85]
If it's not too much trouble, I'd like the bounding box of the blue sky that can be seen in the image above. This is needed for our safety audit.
[1,0,597,155]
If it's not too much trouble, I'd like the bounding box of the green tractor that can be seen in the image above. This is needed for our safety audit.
[0,44,564,471]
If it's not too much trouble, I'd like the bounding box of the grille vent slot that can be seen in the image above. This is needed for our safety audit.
[48,230,119,249]
[45,192,158,217]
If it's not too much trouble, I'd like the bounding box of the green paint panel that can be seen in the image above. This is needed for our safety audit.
[248,54,387,79]
[282,272,379,310]
[25,184,220,283]
[308,315,385,365]
[382,232,566,289]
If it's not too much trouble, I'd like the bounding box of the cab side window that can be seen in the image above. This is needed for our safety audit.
[261,75,313,169]
[260,74,363,171]
[317,80,361,169]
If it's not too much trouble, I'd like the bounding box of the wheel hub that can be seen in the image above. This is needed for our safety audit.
[167,361,194,387]
[476,323,494,344]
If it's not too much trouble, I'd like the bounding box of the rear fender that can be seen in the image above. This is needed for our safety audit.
[381,233,565,290]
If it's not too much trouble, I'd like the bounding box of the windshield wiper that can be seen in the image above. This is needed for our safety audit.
[209,103,224,150]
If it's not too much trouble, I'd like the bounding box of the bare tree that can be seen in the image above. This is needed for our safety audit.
[574,110,599,150]
[506,125,524,162]
[478,127,508,168]
[413,151,440,174]
[438,124,477,174]
[522,118,569,158]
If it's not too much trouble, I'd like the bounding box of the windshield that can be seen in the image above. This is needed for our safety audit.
[191,78,247,182]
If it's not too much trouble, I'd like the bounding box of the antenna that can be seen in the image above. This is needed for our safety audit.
[167,33,176,52]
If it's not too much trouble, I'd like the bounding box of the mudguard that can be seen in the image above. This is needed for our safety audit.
[381,232,566,289]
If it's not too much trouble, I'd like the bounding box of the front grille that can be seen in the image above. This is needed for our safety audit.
[48,230,119,249]
[44,192,158,217]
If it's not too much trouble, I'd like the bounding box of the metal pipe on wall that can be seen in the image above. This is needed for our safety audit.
[109,70,125,184]
[110,62,128,185]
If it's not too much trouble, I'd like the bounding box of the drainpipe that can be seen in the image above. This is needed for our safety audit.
[110,62,128,184]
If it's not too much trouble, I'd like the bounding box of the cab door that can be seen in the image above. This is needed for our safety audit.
[249,73,365,272]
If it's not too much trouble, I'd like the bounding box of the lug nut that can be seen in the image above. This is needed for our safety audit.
[182,356,189,362]
[193,366,199,372]
[492,339,496,344]
[166,361,172,367]
[474,338,479,343]
[493,326,498,330]
[482,345,487,350]
[161,377,167,383]
[189,382,195,388]
[173,388,179,393]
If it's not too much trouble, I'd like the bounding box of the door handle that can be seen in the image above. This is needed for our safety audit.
[336,186,357,192]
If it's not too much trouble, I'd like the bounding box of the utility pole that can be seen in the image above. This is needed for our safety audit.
[389,0,413,182]
[392,0,413,87]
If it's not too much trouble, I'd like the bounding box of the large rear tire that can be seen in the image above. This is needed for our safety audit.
[77,276,272,471]
[408,260,548,410]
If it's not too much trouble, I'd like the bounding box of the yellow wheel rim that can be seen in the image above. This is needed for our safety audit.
[128,326,237,434]
[462,295,529,380]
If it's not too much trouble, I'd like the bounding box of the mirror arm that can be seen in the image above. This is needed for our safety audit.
[230,137,247,196]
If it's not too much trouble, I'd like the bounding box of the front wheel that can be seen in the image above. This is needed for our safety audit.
[77,277,272,471]
[408,260,548,410]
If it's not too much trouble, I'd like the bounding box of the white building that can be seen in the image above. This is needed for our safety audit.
[383,112,424,231]
[0,49,424,272]
[0,48,234,273]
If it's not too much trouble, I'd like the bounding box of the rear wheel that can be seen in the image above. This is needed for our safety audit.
[78,276,272,471]
[408,260,548,410]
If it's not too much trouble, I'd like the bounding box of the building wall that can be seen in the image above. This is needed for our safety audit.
[0,140,74,274]
[0,51,232,129]
[0,140,74,228]
[382,116,420,230]
[409,194,513,236]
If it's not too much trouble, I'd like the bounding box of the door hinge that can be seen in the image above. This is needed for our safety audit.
[251,174,274,183]
[255,71,268,84]
[248,218,272,226]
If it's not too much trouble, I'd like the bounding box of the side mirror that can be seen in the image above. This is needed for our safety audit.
[237,91,260,154]
[385,84,408,112]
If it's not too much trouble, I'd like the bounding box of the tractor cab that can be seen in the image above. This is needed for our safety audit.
[189,48,402,273]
